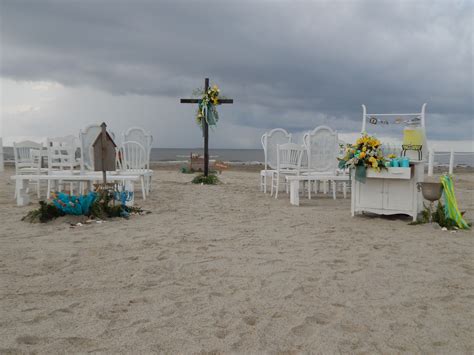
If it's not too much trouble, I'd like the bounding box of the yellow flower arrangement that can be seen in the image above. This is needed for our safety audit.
[338,133,387,174]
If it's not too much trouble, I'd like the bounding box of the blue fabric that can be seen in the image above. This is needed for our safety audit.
[52,192,96,215]
[114,190,134,206]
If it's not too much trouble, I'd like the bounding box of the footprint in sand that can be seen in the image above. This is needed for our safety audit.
[291,313,331,336]
[215,329,228,339]
[16,335,41,345]
[243,315,257,326]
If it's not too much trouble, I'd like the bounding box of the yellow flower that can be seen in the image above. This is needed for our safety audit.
[362,146,367,152]
[359,151,366,159]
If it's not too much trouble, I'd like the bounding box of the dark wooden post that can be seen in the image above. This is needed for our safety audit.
[203,78,209,176]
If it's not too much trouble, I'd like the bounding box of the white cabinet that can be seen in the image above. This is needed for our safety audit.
[352,163,424,221]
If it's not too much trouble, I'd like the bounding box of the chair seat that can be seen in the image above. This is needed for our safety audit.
[260,169,275,177]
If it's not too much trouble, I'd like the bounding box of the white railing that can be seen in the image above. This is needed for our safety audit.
[0,137,4,172]
[428,148,474,176]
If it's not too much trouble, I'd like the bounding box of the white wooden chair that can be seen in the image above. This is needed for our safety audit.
[260,128,292,193]
[271,142,304,199]
[302,126,349,199]
[123,127,153,193]
[13,141,45,199]
[79,125,116,171]
[119,141,150,200]
[46,136,81,198]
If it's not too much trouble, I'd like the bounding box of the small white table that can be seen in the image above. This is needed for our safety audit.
[287,174,350,206]
[11,172,142,206]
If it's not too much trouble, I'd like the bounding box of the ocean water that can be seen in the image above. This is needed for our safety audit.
[151,148,474,166]
[149,148,264,163]
[3,147,473,166]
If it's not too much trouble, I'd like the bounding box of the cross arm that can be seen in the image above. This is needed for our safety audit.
[180,99,200,103]
[216,99,233,104]
[180,98,233,104]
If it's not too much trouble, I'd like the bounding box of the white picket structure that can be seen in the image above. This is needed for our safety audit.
[428,148,474,176]
[0,137,4,173]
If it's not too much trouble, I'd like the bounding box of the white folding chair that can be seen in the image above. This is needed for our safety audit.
[119,141,149,200]
[271,142,304,199]
[302,126,349,199]
[13,141,44,199]
[46,136,81,198]
[123,127,153,193]
[260,128,292,193]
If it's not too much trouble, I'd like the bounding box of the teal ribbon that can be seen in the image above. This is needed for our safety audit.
[355,165,367,183]
[198,102,218,135]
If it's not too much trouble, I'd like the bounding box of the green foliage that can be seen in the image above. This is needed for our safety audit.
[21,200,64,223]
[180,166,196,174]
[192,174,220,185]
[90,190,143,219]
[411,201,471,229]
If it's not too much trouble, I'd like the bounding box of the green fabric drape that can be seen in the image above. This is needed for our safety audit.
[441,175,470,229]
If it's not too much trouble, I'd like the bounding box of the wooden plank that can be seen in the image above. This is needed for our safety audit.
[180,99,200,103]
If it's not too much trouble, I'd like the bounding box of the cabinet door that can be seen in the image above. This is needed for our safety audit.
[383,179,413,211]
[357,178,384,209]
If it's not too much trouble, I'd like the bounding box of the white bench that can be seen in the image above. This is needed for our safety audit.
[286,174,350,206]
[10,172,145,206]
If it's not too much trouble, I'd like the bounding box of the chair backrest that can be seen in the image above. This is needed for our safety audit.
[303,126,339,173]
[276,142,304,172]
[262,128,292,170]
[13,141,43,173]
[47,135,78,172]
[79,125,116,170]
[122,127,153,166]
[120,141,147,171]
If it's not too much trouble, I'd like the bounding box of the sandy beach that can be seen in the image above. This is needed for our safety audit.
[0,165,473,353]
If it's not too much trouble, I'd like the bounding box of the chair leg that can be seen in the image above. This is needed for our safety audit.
[343,182,347,199]
[270,174,274,196]
[14,179,18,199]
[274,173,280,199]
[308,180,312,199]
[141,176,146,201]
[332,181,336,200]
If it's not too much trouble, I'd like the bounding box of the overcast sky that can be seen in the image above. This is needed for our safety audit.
[0,0,472,148]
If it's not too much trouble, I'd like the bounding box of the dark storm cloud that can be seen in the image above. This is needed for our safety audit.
[1,0,472,140]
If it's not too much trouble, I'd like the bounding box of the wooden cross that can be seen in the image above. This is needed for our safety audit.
[180,78,233,176]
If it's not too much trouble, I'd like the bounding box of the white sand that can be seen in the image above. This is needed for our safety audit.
[0,166,473,353]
